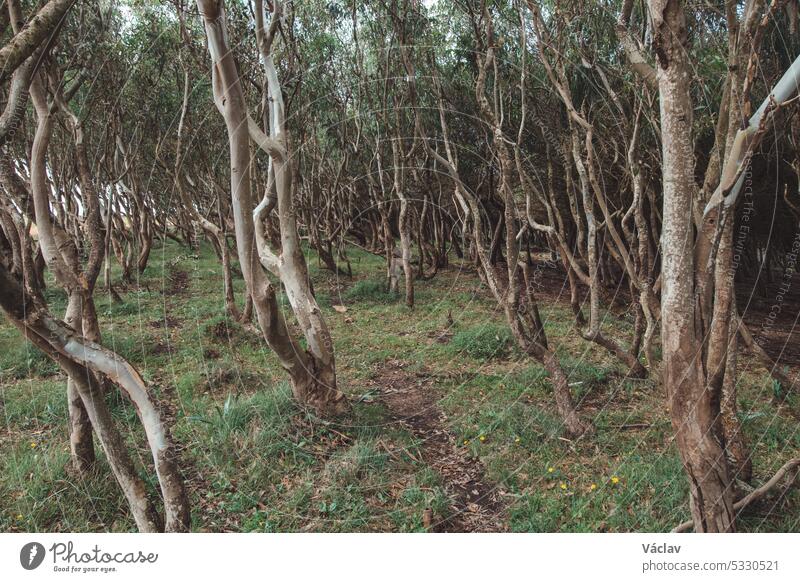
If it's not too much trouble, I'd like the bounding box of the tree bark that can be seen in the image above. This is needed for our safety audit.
[649,0,734,532]
[0,0,75,85]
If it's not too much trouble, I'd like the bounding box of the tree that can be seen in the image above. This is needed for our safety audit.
[196,0,348,415]
[648,0,800,531]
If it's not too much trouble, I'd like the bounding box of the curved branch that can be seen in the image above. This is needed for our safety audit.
[0,0,75,85]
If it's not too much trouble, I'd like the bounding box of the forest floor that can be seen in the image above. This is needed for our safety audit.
[1,240,799,532]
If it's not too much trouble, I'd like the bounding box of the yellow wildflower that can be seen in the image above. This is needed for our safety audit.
[547,467,554,473]
[559,482,567,490]
[514,436,521,443]
[16,514,23,520]
[30,442,37,449]
[463,439,470,446]
[479,435,486,442]
[611,476,620,485]
[590,483,597,491]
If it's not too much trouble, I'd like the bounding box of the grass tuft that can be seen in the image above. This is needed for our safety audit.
[343,279,399,303]
[449,323,514,360]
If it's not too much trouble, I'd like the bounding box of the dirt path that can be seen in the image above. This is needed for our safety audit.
[371,359,507,532]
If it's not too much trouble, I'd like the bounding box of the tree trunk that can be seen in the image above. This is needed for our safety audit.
[198,0,347,416]
[721,321,752,484]
[64,291,95,472]
[650,0,734,532]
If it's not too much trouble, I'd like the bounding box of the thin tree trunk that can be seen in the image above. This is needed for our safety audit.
[721,319,753,484]
[64,292,95,472]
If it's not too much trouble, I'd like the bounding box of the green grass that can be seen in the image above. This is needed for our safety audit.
[1,239,798,532]
[0,335,61,380]
[449,323,515,360]
[342,278,400,303]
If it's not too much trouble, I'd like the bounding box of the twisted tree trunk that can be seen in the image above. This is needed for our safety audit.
[197,0,347,416]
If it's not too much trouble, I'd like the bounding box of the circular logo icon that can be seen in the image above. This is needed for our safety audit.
[20,542,46,570]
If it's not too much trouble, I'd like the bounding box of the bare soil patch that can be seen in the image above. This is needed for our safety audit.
[371,359,506,532]
[166,269,190,296]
